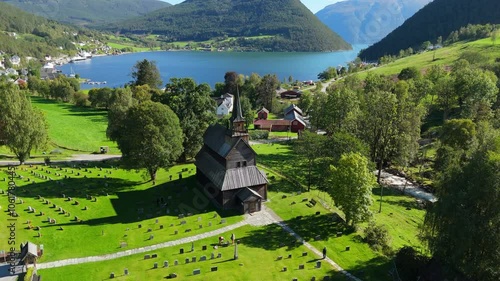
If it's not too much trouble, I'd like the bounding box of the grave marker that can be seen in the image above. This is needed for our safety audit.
[316,261,322,268]
[211,266,218,272]
[217,253,222,258]
[302,252,308,257]
[191,257,196,263]
[153,262,158,269]
[164,261,169,267]
[185,258,190,264]
[124,268,128,275]
[202,245,207,251]
[299,264,305,270]
[193,269,201,275]
[179,248,184,254]
[144,254,151,259]
[110,272,115,279]
[152,254,158,258]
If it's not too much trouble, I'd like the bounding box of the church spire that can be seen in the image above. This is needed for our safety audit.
[230,87,246,131]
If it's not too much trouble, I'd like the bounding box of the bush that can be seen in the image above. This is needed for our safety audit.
[72,91,89,107]
[364,221,392,254]
[249,130,269,140]
[395,246,430,281]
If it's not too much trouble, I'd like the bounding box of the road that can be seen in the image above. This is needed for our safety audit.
[0,154,121,167]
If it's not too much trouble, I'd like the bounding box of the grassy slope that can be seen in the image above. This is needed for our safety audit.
[362,38,500,77]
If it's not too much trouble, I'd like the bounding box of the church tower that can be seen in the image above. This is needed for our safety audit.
[229,88,249,142]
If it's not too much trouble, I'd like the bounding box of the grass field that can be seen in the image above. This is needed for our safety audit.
[31,96,116,153]
[0,163,242,262]
[38,225,340,281]
[362,38,500,78]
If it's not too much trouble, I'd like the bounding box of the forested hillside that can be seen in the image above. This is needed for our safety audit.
[316,0,431,44]
[359,0,500,61]
[0,2,102,58]
[1,0,171,26]
[106,0,351,52]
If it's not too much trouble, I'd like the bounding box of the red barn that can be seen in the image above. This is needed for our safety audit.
[256,107,269,120]
[253,119,291,132]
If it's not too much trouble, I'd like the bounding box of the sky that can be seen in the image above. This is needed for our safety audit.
[162,0,344,14]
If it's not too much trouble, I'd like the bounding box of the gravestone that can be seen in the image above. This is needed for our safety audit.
[220,219,226,224]
[211,266,218,272]
[174,260,178,266]
[124,268,128,275]
[191,257,196,263]
[185,229,191,232]
[315,211,321,215]
[208,222,212,227]
[277,256,283,260]
[110,272,115,278]
[144,254,151,259]
[180,220,186,225]
[149,235,154,240]
[345,246,350,251]
[302,252,308,257]
[282,267,287,272]
[199,225,203,229]
[217,253,222,258]
[153,262,158,269]
[202,245,207,251]
[299,264,305,270]
[174,230,178,235]
[316,261,322,268]
[293,279,298,281]
[199,256,206,261]
[155,219,159,224]
[211,253,215,259]
[311,277,316,281]
[288,254,292,259]
[185,258,190,264]
[193,269,201,275]
[179,248,184,254]
[152,254,158,258]
[314,235,321,241]
[164,261,169,267]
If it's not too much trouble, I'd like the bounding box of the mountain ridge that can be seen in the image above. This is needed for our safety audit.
[106,0,351,52]
[1,0,171,26]
[316,0,432,44]
[359,0,500,61]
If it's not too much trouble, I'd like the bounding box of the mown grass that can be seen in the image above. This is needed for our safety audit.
[31,96,116,153]
[0,163,242,262]
[38,225,340,281]
[106,42,159,52]
[254,144,427,281]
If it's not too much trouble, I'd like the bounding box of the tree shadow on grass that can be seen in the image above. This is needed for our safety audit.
[241,213,350,251]
[341,255,393,281]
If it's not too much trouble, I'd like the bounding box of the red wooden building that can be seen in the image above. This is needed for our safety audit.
[256,107,269,120]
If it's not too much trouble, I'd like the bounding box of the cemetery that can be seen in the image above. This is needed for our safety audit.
[0,143,426,280]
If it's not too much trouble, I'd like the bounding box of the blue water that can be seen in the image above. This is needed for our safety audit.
[60,45,367,89]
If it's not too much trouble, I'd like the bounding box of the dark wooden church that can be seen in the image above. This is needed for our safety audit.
[195,91,268,213]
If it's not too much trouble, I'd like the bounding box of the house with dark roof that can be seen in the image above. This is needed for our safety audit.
[195,91,268,213]
[213,93,233,116]
[280,89,303,99]
[19,242,39,265]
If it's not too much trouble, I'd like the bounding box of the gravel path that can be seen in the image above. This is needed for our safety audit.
[378,170,437,203]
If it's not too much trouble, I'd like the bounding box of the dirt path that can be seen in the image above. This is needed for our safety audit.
[0,155,121,167]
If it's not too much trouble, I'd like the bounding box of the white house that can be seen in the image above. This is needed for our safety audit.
[5,68,18,76]
[10,55,21,66]
[214,93,234,116]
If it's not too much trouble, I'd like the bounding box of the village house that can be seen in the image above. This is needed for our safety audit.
[195,92,268,213]
[253,104,307,133]
[280,89,303,99]
[256,107,269,120]
[10,55,21,66]
[19,242,40,265]
[214,93,234,116]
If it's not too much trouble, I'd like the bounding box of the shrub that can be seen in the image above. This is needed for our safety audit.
[72,91,89,107]
[364,221,392,254]
[249,130,269,140]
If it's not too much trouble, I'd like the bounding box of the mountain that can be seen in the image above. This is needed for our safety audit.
[107,0,351,52]
[1,0,171,27]
[316,0,432,44]
[0,2,102,58]
[359,0,500,61]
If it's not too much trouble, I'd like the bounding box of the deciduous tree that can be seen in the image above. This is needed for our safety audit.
[131,59,162,89]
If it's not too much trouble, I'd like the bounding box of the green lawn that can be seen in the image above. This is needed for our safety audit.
[106,42,159,52]
[0,163,242,262]
[31,96,116,153]
[38,225,340,281]
[255,144,427,281]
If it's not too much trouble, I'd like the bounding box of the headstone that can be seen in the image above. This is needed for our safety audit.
[185,258,190,264]
[174,260,178,266]
[211,266,218,272]
[345,246,350,251]
[191,257,196,263]
[155,219,159,224]
[148,228,152,232]
[316,261,322,268]
[199,225,203,229]
[185,229,191,233]
[202,245,207,251]
[160,225,164,229]
[217,253,222,258]
[282,267,287,272]
[293,279,298,281]
[179,248,184,254]
[315,211,321,215]
[311,277,316,281]
[211,253,215,259]
[277,256,283,260]
[193,269,201,275]
[199,256,206,261]
[174,230,178,235]
[299,264,305,270]
[164,261,169,267]
[153,262,158,269]
[208,222,212,227]
[180,220,186,225]
[288,254,292,259]
[152,254,158,258]
[302,252,308,257]
[144,254,151,259]
[220,219,226,224]
[124,268,129,275]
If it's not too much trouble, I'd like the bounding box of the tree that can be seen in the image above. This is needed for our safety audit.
[223,71,242,95]
[398,67,421,80]
[328,152,375,227]
[423,147,500,281]
[0,83,48,164]
[435,75,457,121]
[293,131,325,191]
[256,74,279,111]
[131,59,162,88]
[322,85,360,133]
[88,87,113,109]
[107,88,135,141]
[111,101,183,182]
[157,78,216,161]
[491,29,497,45]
